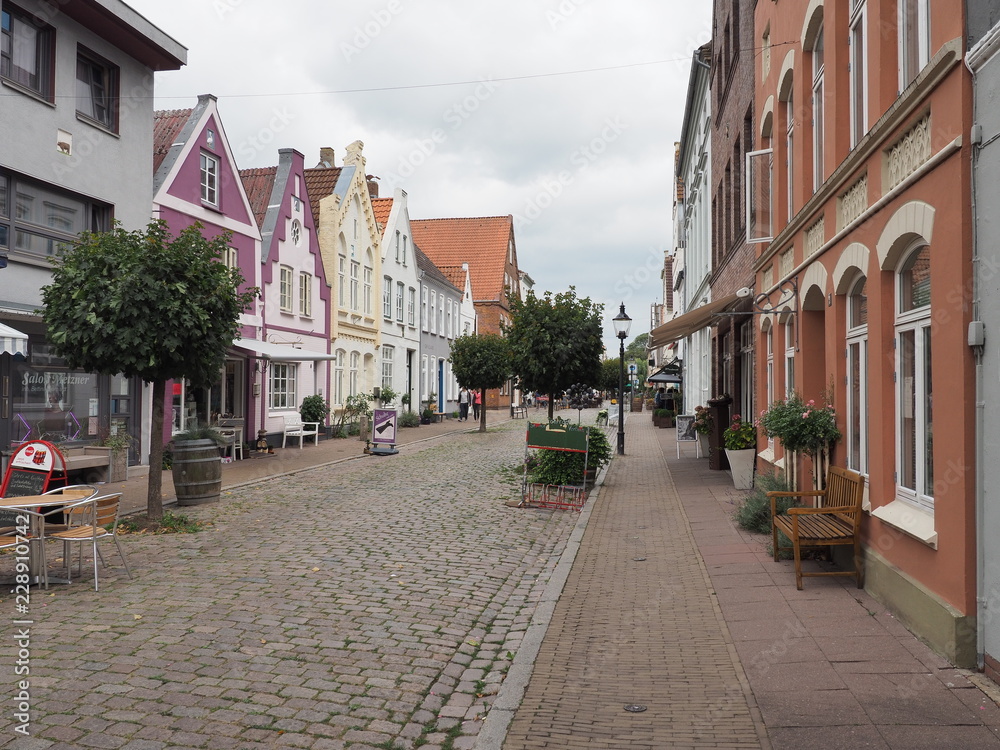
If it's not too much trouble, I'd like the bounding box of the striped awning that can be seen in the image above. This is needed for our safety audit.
[0,322,28,356]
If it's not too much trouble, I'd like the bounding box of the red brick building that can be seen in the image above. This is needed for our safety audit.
[410,216,521,410]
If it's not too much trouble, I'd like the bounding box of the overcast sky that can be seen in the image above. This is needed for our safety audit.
[127,0,712,352]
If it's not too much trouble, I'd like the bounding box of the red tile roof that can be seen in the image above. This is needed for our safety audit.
[410,216,513,302]
[152,108,192,173]
[372,198,393,234]
[437,265,467,292]
[239,167,277,229]
[303,166,343,231]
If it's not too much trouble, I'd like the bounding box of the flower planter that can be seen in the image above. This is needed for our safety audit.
[172,438,222,505]
[699,433,710,457]
[725,448,755,489]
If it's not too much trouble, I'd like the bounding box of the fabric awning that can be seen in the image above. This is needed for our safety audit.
[0,322,28,356]
[233,338,337,361]
[648,368,682,384]
[648,294,740,349]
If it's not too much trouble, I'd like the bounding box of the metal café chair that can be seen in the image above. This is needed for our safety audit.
[43,492,131,591]
[0,508,47,587]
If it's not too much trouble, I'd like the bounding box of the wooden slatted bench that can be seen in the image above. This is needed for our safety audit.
[768,465,865,590]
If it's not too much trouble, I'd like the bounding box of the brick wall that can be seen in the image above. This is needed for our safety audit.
[711,0,757,410]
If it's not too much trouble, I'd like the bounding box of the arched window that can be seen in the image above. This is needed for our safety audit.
[895,243,932,509]
[811,23,824,192]
[334,350,345,405]
[349,351,360,397]
[846,274,868,474]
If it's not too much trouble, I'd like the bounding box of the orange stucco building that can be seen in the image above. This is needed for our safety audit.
[752,0,976,665]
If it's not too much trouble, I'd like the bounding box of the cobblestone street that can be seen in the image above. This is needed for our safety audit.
[0,420,582,749]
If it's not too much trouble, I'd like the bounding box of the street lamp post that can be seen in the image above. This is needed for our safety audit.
[612,303,631,455]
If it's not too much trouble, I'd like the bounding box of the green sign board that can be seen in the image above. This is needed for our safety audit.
[526,423,589,453]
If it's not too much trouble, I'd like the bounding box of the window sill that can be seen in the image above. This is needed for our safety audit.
[201,202,224,214]
[871,499,938,549]
[1,77,54,106]
[76,112,120,138]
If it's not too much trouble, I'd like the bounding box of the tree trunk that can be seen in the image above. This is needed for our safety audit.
[479,388,487,432]
[147,379,165,520]
[547,393,554,422]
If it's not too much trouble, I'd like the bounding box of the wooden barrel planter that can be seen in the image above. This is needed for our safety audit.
[172,439,222,506]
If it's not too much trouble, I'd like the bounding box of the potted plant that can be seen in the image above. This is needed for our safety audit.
[300,395,330,437]
[376,385,398,407]
[693,405,713,456]
[722,414,757,489]
[97,429,135,483]
[401,393,412,412]
[171,426,228,505]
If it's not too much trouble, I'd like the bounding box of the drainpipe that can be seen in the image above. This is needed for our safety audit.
[965,39,994,670]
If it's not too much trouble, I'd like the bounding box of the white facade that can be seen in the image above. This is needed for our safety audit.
[377,188,421,410]
[673,49,713,414]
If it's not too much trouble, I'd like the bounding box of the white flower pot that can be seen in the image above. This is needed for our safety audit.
[725,448,755,489]
[699,433,710,457]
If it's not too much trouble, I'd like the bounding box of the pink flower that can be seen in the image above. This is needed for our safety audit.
[807,399,815,406]
[802,411,810,419]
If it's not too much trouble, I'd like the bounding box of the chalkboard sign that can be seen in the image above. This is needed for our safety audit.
[3,469,47,497]
[526,423,589,452]
[676,416,697,442]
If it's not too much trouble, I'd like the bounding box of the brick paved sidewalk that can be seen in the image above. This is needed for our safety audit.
[493,413,1000,749]
[497,414,766,749]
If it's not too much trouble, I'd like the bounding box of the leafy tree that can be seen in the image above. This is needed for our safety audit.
[449,333,510,432]
[624,332,649,361]
[601,358,623,394]
[504,287,603,420]
[41,220,258,519]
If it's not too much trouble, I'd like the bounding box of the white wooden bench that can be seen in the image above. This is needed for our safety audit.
[281,414,320,448]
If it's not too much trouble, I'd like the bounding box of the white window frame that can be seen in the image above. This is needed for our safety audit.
[846,275,869,476]
[395,230,401,263]
[430,290,437,334]
[279,265,293,312]
[396,281,405,322]
[811,23,825,193]
[785,96,794,221]
[269,362,298,410]
[421,287,428,332]
[895,243,933,510]
[364,263,373,315]
[849,0,868,146]
[338,255,346,307]
[200,152,219,206]
[299,271,312,317]
[746,148,774,243]
[349,352,359,397]
[223,246,238,269]
[784,319,795,397]
[382,345,394,389]
[383,276,393,319]
[408,288,416,327]
[334,350,345,405]
[350,261,360,311]
[899,0,931,90]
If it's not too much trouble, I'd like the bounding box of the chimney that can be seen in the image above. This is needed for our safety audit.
[366,174,379,199]
[318,147,335,168]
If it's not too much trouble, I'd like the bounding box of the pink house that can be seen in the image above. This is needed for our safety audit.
[241,150,334,440]
[152,94,263,444]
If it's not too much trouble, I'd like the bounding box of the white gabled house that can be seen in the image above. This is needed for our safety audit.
[374,188,421,411]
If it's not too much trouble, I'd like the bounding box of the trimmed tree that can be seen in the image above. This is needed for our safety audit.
[449,333,511,432]
[41,220,258,519]
[504,287,603,421]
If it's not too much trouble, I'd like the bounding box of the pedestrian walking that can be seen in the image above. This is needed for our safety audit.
[458,387,471,421]
[472,389,481,420]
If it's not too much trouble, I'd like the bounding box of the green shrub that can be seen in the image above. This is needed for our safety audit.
[300,395,330,424]
[399,411,421,428]
[733,469,794,534]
